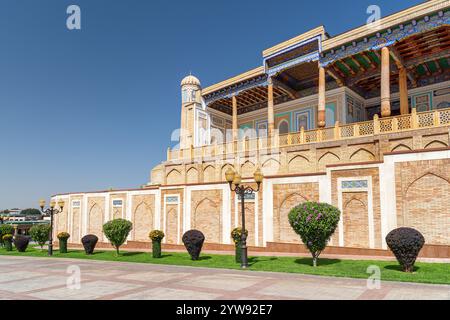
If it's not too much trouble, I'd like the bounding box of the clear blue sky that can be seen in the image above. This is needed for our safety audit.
[0,0,422,209]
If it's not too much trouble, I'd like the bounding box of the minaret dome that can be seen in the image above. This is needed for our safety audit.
[180,75,201,87]
[181,74,201,105]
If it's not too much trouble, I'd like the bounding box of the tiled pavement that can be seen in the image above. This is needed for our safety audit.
[0,256,448,300]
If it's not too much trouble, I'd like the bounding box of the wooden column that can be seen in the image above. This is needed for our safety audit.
[232,95,238,141]
[318,66,326,127]
[267,78,275,136]
[399,67,409,115]
[381,46,391,117]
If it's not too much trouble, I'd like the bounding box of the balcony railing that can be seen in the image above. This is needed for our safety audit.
[167,107,450,162]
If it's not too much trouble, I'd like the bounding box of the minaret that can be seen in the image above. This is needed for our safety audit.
[180,74,202,149]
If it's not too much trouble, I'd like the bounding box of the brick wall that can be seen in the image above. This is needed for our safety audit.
[342,192,369,248]
[55,205,68,238]
[110,193,126,220]
[395,159,450,245]
[237,203,255,246]
[166,204,178,244]
[273,183,319,244]
[191,189,222,243]
[331,168,382,248]
[131,194,155,242]
[161,189,183,244]
[71,207,81,243]
[87,197,105,241]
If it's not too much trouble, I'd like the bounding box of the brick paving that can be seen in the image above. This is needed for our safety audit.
[0,256,448,300]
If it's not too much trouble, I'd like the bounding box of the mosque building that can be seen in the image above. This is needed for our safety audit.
[52,0,450,257]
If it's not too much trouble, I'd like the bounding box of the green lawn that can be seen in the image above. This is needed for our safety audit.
[0,246,448,285]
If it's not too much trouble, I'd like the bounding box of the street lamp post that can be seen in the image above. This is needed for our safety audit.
[39,199,65,256]
[225,167,263,268]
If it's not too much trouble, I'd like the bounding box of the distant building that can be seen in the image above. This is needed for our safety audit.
[0,209,48,235]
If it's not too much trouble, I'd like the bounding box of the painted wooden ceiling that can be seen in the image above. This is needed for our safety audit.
[208,26,450,115]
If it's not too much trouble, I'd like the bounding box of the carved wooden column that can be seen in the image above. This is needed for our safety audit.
[318,66,326,127]
[267,78,275,136]
[381,46,391,117]
[399,67,409,115]
[232,95,238,141]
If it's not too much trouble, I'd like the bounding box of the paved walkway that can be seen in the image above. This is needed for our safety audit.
[0,256,448,300]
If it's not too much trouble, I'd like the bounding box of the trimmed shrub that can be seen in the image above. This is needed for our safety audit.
[57,232,70,240]
[81,234,98,255]
[13,235,29,252]
[29,224,51,249]
[57,232,70,254]
[0,225,15,247]
[149,230,165,258]
[2,234,13,241]
[102,219,133,255]
[289,202,340,267]
[231,227,248,263]
[2,234,13,251]
[149,230,165,242]
[182,230,205,261]
[386,227,425,273]
[152,240,162,259]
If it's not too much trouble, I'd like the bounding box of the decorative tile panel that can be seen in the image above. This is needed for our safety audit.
[112,200,123,207]
[166,196,179,204]
[72,200,81,208]
[341,180,368,189]
[238,193,256,201]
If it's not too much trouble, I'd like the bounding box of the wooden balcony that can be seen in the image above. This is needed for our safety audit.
[167,107,450,162]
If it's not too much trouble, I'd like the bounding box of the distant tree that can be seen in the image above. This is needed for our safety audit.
[20,208,42,216]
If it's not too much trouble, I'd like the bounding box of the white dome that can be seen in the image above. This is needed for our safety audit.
[181,75,201,87]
